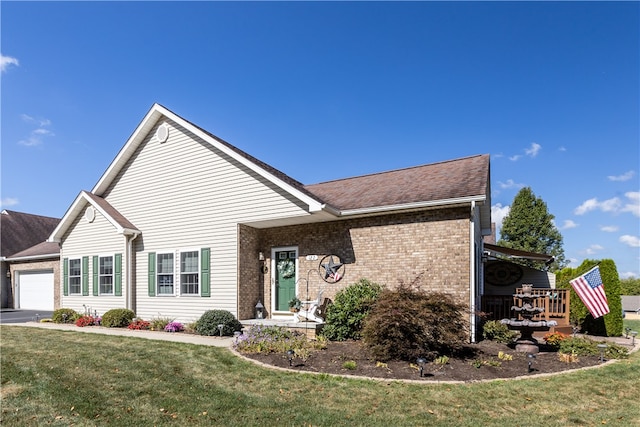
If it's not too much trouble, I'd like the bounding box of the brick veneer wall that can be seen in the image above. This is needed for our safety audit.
[238,207,472,319]
[7,258,61,309]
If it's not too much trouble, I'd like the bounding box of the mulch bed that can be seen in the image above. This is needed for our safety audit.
[243,339,605,382]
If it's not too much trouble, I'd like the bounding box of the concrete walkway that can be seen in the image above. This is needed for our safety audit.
[6,321,234,347]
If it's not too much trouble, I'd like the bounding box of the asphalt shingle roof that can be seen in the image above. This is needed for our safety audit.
[304,154,490,211]
[1,210,60,257]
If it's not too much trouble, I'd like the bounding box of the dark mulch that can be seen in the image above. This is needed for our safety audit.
[244,339,604,382]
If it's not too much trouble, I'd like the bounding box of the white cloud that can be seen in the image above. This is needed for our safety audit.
[509,155,522,162]
[600,225,618,232]
[620,271,638,279]
[574,197,622,215]
[558,146,567,152]
[621,191,640,217]
[608,170,635,182]
[491,203,510,237]
[18,114,54,147]
[525,142,541,157]
[620,235,640,248]
[583,244,604,255]
[497,179,524,190]
[560,220,578,230]
[1,54,19,72]
[0,197,19,208]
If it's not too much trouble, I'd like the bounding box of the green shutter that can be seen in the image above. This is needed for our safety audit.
[63,258,69,296]
[201,247,210,297]
[148,252,156,297]
[114,253,122,296]
[93,256,99,296]
[82,256,89,296]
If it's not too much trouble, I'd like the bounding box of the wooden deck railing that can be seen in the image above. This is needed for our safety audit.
[481,288,570,327]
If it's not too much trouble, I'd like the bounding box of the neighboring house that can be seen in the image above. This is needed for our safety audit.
[622,296,640,320]
[1,210,61,310]
[49,103,493,340]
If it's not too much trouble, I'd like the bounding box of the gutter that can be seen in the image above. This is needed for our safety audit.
[4,253,60,262]
[336,195,486,217]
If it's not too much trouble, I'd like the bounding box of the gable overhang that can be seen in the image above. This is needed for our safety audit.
[92,104,325,214]
[48,191,140,243]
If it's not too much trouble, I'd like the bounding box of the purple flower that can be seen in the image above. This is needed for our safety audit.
[164,321,184,332]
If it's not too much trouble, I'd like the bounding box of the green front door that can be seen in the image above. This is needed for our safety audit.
[275,249,297,311]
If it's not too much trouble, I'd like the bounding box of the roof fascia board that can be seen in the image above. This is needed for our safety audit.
[93,104,324,213]
[338,195,487,217]
[49,192,137,242]
[5,253,59,262]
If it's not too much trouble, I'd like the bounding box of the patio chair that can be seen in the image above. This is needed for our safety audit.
[294,290,324,323]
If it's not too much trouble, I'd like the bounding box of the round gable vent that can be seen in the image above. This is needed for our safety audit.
[156,123,169,143]
[85,206,96,223]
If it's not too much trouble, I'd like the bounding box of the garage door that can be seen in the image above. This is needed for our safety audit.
[18,271,54,311]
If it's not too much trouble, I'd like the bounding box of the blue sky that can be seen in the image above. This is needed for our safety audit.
[2,2,638,278]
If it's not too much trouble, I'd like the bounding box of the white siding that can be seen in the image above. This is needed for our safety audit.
[60,207,128,315]
[100,119,311,322]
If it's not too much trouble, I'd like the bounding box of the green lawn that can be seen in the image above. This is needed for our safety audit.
[1,326,639,426]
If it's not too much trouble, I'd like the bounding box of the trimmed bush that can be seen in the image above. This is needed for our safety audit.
[482,320,518,343]
[556,259,623,337]
[361,281,469,362]
[195,309,243,336]
[52,308,80,324]
[320,278,383,341]
[101,308,135,328]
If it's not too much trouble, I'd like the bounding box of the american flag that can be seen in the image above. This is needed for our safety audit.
[569,266,610,319]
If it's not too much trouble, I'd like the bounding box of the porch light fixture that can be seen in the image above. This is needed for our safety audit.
[287,349,295,366]
[631,331,638,346]
[5,270,10,278]
[259,252,265,261]
[217,324,224,337]
[416,357,427,377]
[597,344,607,363]
[255,301,264,319]
[527,353,536,373]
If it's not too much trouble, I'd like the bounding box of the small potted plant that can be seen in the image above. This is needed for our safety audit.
[288,297,301,312]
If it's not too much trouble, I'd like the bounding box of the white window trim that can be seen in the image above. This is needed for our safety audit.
[69,257,82,295]
[179,248,200,296]
[98,254,115,296]
[156,250,176,297]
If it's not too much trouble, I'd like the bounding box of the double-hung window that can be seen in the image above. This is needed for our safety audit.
[99,255,114,295]
[180,251,199,295]
[69,258,82,295]
[157,253,174,295]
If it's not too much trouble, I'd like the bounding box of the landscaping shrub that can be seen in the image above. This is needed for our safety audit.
[128,319,150,330]
[482,320,518,343]
[543,331,567,348]
[233,325,325,356]
[52,308,80,324]
[75,315,97,327]
[164,321,184,332]
[149,317,173,331]
[558,336,628,359]
[101,308,135,328]
[320,278,382,341]
[361,281,468,362]
[195,309,243,336]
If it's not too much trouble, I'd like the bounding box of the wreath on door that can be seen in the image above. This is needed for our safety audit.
[277,259,295,279]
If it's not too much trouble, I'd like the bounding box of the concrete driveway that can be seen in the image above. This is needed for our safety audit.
[0,309,53,324]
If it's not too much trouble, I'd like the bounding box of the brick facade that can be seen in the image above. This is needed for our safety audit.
[238,207,471,320]
[6,258,60,310]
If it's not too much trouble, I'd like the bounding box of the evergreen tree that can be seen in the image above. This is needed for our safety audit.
[498,187,567,271]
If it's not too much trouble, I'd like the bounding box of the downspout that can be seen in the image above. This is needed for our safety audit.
[125,232,141,312]
[469,201,476,343]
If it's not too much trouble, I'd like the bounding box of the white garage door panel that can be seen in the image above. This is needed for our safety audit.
[19,272,54,310]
